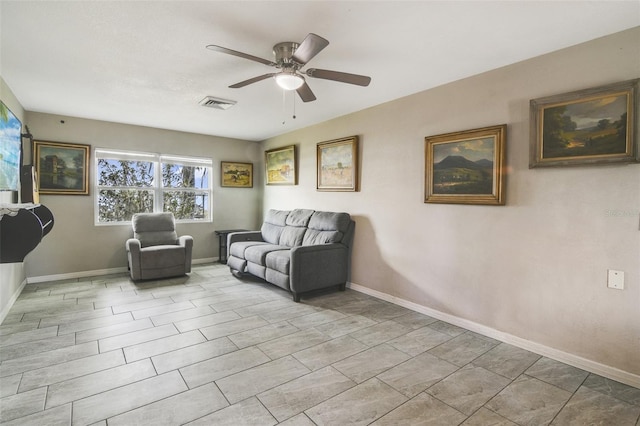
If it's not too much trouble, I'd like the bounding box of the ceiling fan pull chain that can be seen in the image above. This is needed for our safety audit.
[293,92,297,120]
[282,90,286,125]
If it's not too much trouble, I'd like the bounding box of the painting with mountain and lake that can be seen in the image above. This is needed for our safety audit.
[530,79,638,167]
[433,138,494,195]
[425,125,506,205]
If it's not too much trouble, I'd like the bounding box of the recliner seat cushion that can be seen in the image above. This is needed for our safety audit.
[244,244,288,265]
[265,250,291,274]
[229,241,269,259]
[139,245,185,269]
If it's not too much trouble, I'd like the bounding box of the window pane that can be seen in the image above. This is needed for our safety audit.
[163,191,209,220]
[98,189,154,222]
[162,163,209,189]
[98,159,154,187]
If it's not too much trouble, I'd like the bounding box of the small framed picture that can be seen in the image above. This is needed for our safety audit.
[265,145,297,185]
[530,79,639,167]
[425,124,507,205]
[317,136,359,192]
[220,161,253,188]
[34,140,90,195]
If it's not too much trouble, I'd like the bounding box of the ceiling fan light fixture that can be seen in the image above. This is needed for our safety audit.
[275,73,304,91]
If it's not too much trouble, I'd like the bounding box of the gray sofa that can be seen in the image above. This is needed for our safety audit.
[227,209,355,302]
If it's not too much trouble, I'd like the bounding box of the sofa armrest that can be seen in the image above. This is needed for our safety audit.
[178,235,194,273]
[126,238,141,254]
[178,235,193,248]
[228,231,264,247]
[289,243,349,293]
[125,238,142,280]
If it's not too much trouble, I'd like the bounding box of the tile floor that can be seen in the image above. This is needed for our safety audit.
[1,263,639,425]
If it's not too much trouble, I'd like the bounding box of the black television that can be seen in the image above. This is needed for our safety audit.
[0,100,22,194]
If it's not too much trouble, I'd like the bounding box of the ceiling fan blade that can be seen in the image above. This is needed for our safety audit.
[296,82,317,102]
[206,45,276,67]
[305,68,371,87]
[292,33,329,65]
[229,73,275,88]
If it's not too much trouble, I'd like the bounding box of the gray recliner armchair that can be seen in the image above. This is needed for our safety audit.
[125,212,193,281]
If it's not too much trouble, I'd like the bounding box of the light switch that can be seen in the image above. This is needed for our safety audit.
[607,270,624,290]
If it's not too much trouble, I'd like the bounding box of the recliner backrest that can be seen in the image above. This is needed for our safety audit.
[279,209,314,247]
[260,209,354,248]
[260,209,290,244]
[302,211,352,246]
[132,212,178,248]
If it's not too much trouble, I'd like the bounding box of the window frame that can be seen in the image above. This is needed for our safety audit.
[94,148,213,226]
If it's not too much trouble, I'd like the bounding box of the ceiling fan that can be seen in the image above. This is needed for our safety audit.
[206,33,371,102]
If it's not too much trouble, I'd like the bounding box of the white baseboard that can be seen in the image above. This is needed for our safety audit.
[348,281,640,389]
[27,267,129,284]
[26,258,217,284]
[0,277,28,324]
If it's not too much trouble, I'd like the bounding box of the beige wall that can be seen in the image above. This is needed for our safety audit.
[262,28,640,379]
[0,76,27,322]
[23,113,263,278]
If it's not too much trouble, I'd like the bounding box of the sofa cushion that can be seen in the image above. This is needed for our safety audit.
[229,241,269,259]
[279,226,306,247]
[261,209,290,244]
[302,211,351,246]
[302,229,343,245]
[308,211,352,232]
[265,250,291,274]
[133,213,178,248]
[245,244,287,266]
[286,209,314,226]
[139,245,185,268]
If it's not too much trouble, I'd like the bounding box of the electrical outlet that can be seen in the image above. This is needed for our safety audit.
[607,270,624,290]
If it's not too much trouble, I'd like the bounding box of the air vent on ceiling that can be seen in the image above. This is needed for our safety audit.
[199,96,237,110]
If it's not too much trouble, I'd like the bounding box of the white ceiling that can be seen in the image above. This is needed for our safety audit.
[2,1,638,142]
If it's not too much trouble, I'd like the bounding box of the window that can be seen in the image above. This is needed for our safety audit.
[95,149,212,224]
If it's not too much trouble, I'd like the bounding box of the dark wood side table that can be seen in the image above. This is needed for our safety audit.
[214,229,247,264]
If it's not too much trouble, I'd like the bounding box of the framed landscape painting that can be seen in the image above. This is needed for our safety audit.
[265,145,296,185]
[425,124,506,205]
[221,161,253,188]
[530,79,639,167]
[34,140,90,195]
[0,101,22,192]
[317,136,359,192]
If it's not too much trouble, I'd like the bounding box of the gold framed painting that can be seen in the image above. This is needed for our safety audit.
[220,161,253,188]
[530,79,639,168]
[265,145,297,185]
[34,140,90,195]
[317,136,359,192]
[425,124,506,205]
